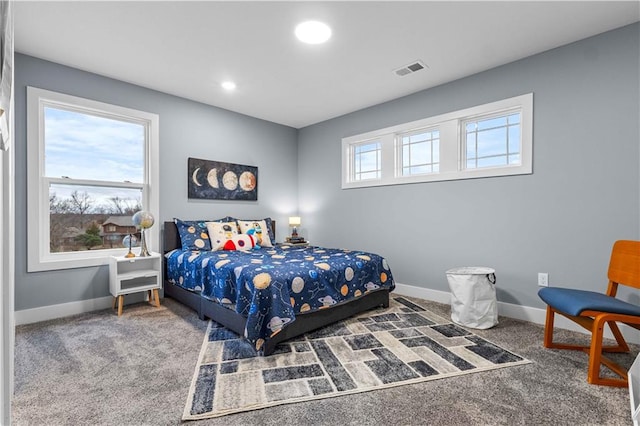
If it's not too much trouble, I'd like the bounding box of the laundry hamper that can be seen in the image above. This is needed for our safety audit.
[445,267,497,329]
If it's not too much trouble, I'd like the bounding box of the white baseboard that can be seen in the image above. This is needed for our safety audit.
[393,282,640,345]
[14,296,114,325]
[13,282,640,345]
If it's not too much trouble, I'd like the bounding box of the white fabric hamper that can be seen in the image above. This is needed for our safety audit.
[446,267,497,329]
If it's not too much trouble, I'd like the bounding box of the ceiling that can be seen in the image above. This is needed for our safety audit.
[15,1,640,129]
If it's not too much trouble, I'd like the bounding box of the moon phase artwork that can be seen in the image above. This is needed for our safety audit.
[188,157,258,201]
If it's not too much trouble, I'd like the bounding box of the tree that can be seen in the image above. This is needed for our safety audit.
[49,193,71,214]
[69,190,93,227]
[105,196,142,215]
[69,190,93,214]
[49,192,72,251]
[75,223,102,250]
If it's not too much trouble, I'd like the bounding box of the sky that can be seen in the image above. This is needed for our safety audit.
[355,112,521,180]
[44,106,145,211]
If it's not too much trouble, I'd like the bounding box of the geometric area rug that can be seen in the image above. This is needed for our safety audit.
[183,296,531,420]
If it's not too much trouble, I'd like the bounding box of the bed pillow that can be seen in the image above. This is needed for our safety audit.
[262,217,276,245]
[206,221,239,251]
[174,218,212,251]
[222,233,258,251]
[237,219,274,248]
[232,217,276,245]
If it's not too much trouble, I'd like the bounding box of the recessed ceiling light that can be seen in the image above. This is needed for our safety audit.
[221,81,236,91]
[295,21,332,44]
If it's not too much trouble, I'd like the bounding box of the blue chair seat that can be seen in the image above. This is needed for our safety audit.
[538,287,640,317]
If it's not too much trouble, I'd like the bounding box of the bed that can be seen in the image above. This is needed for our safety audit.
[162,220,394,355]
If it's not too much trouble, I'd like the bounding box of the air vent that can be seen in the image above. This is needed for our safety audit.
[394,60,427,77]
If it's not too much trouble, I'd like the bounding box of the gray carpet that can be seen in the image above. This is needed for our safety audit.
[12,296,637,425]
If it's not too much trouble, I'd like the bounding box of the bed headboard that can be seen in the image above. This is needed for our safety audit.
[163,220,276,253]
[163,221,181,253]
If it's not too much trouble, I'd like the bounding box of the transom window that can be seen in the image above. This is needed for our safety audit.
[352,140,381,181]
[342,93,533,188]
[400,129,440,176]
[464,112,520,169]
[27,87,159,272]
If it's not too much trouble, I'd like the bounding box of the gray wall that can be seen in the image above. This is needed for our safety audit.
[297,23,640,308]
[14,54,298,311]
[14,23,640,313]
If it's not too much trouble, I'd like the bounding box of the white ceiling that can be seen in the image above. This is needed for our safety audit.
[15,1,640,129]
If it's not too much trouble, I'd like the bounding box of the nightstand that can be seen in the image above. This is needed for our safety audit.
[109,253,162,316]
[282,241,310,247]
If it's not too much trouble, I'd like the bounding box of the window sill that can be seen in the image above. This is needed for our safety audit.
[342,163,532,189]
[28,248,131,272]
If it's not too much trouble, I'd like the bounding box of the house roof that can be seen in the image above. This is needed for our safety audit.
[102,216,135,227]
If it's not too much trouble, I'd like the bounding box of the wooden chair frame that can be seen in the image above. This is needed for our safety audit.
[543,240,640,387]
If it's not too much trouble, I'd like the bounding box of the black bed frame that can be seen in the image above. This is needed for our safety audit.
[162,220,390,355]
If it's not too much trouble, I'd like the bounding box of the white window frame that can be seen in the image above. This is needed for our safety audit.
[462,110,521,170]
[342,93,533,189]
[27,87,160,272]
[350,139,382,182]
[397,127,440,177]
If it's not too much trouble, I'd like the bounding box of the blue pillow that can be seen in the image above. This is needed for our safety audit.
[263,217,276,245]
[174,218,213,251]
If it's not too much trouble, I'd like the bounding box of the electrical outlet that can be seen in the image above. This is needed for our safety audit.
[538,273,549,287]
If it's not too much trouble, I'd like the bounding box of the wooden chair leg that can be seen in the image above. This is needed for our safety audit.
[543,306,556,348]
[587,316,606,384]
[587,317,629,387]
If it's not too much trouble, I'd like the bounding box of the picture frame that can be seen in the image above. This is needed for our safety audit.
[188,157,258,201]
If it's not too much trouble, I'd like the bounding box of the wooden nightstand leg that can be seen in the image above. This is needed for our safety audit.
[117,295,124,316]
[112,297,117,310]
[152,289,160,307]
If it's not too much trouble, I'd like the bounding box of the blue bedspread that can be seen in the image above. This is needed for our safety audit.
[166,245,394,352]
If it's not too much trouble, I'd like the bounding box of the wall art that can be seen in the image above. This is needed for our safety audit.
[188,157,258,201]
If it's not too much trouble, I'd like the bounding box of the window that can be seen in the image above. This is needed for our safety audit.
[352,140,381,181]
[27,87,159,272]
[464,112,520,169]
[400,128,440,176]
[342,93,533,188]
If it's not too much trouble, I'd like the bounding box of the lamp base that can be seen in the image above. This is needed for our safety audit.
[139,229,150,257]
[286,236,306,244]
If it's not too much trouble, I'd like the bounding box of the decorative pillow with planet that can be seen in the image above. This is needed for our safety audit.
[226,217,276,245]
[206,221,239,251]
[174,218,213,251]
[237,219,274,248]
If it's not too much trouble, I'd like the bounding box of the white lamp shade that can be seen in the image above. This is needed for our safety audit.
[289,216,301,226]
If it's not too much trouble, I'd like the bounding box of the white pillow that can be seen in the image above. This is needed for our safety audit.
[206,221,239,251]
[237,219,273,247]
[222,234,258,251]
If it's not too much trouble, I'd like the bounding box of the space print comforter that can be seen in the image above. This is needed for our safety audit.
[165,244,394,352]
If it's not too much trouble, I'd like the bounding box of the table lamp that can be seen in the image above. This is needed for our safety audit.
[289,216,301,238]
[132,210,154,257]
